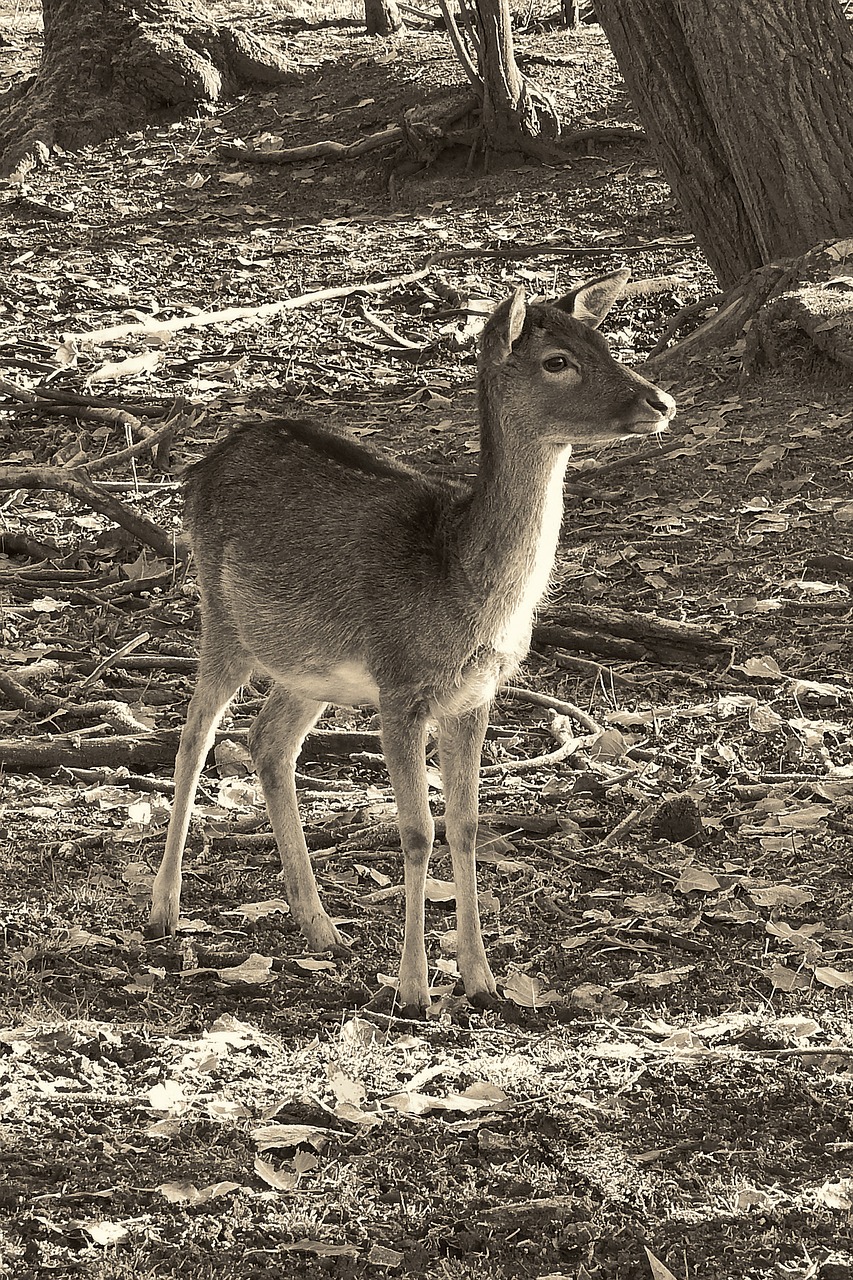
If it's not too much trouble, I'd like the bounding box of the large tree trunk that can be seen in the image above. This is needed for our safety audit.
[364,0,405,35]
[474,0,562,158]
[0,0,292,179]
[594,0,853,288]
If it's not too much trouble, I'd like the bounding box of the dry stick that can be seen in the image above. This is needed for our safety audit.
[647,291,725,359]
[397,2,440,21]
[63,244,696,348]
[63,267,435,346]
[0,465,182,561]
[502,685,602,735]
[47,651,199,674]
[78,632,151,689]
[25,404,146,436]
[575,430,706,480]
[82,417,182,476]
[480,713,592,776]
[0,727,385,772]
[360,306,425,350]
[0,376,38,404]
[552,651,639,686]
[598,803,656,849]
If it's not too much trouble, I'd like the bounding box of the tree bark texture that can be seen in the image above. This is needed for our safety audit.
[0,0,292,178]
[594,0,853,288]
[474,0,562,157]
[364,0,405,35]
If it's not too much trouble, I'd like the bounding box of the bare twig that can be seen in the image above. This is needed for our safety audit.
[78,632,152,689]
[0,670,152,734]
[598,804,656,849]
[480,711,593,776]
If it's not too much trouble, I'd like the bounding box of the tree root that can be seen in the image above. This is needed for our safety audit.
[223,96,646,181]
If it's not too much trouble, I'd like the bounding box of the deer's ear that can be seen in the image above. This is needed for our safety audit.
[484,288,528,361]
[506,286,527,348]
[553,268,631,329]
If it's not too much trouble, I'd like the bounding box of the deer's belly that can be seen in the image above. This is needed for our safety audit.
[259,658,381,707]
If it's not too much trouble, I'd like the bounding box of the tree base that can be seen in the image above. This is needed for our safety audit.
[388,91,606,183]
[649,238,853,383]
[0,0,293,179]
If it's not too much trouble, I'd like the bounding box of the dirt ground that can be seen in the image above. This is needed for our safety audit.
[1,4,853,1279]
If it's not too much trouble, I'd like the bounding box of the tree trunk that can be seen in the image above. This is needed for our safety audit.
[594,0,853,288]
[475,0,562,158]
[364,0,405,35]
[0,0,292,179]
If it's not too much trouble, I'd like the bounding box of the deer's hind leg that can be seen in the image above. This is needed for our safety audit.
[249,685,344,953]
[148,646,252,940]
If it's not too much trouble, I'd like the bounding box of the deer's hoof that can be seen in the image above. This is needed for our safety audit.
[302,915,348,956]
[144,914,176,943]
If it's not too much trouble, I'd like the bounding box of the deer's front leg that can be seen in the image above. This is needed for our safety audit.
[380,697,434,1016]
[437,703,497,1005]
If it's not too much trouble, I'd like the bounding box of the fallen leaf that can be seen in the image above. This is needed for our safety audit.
[817,1178,853,1210]
[254,1156,297,1191]
[78,1220,130,1245]
[216,954,274,985]
[252,1124,330,1152]
[158,1180,240,1205]
[503,972,560,1008]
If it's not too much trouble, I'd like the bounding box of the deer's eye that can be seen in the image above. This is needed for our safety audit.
[542,355,574,374]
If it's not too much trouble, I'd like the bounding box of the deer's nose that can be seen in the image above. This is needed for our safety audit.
[645,390,676,418]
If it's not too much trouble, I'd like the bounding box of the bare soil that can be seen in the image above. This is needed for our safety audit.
[1,6,852,1280]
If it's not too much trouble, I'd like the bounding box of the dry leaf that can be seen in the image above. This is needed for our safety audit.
[253,1123,330,1151]
[254,1156,297,1191]
[216,954,274,985]
[158,1180,240,1205]
[645,1246,683,1280]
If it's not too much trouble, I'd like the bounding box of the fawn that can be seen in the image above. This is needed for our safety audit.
[146,268,675,1014]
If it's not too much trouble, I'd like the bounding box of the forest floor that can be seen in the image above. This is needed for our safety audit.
[1,3,853,1279]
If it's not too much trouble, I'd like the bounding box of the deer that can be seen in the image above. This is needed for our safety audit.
[145,268,676,1016]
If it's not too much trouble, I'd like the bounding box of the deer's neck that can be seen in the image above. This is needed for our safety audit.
[458,397,570,652]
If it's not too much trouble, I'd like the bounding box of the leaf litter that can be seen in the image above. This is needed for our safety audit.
[1,4,853,1280]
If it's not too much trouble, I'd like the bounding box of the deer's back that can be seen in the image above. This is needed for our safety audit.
[183,421,488,695]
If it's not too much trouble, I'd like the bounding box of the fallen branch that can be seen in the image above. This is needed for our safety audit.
[534,607,733,667]
[220,123,403,164]
[501,685,602,734]
[0,671,151,734]
[0,463,184,562]
[0,727,384,772]
[64,266,434,346]
[481,708,596,776]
